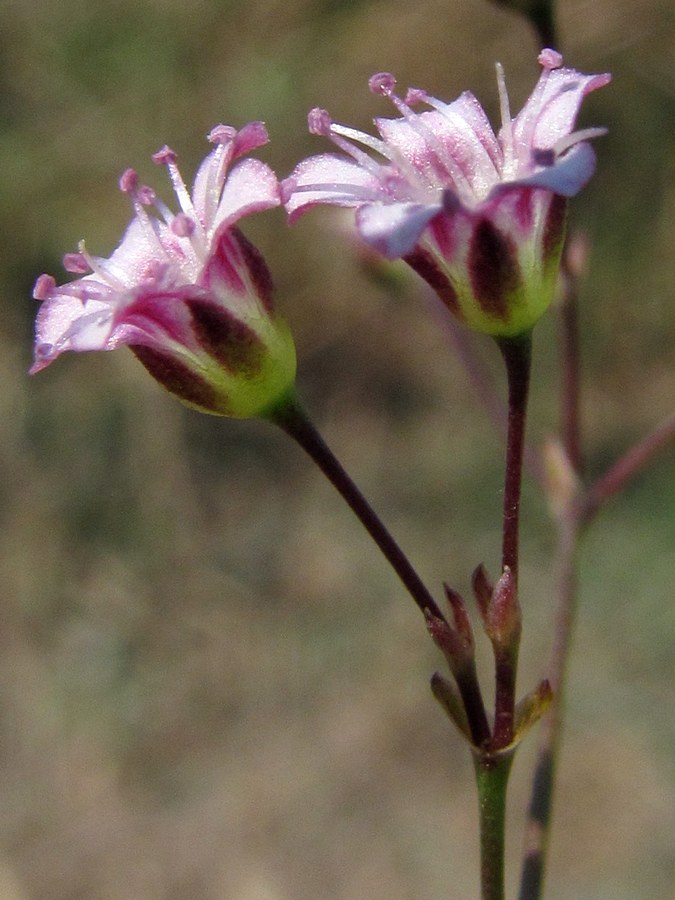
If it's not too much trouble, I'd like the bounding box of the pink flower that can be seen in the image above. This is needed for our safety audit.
[33,123,296,418]
[283,50,611,337]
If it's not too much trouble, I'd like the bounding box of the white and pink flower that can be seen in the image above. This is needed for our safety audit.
[283,51,611,337]
[32,123,296,418]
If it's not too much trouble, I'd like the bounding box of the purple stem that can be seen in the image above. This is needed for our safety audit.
[497,335,533,582]
[270,396,446,622]
[584,410,675,522]
[559,281,583,475]
[446,319,543,484]
[493,334,532,749]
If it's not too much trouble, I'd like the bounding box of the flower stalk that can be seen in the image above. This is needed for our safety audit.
[269,395,445,622]
[491,334,531,750]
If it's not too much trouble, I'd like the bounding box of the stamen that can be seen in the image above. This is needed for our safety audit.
[404,88,427,106]
[207,124,237,145]
[369,72,397,95]
[136,185,156,206]
[33,274,56,300]
[308,108,332,136]
[63,252,91,274]
[171,213,196,237]
[309,106,406,183]
[152,145,177,165]
[195,139,231,237]
[119,168,138,194]
[532,148,555,167]
[119,169,155,205]
[77,240,127,292]
[371,73,473,196]
[309,113,388,177]
[552,126,608,157]
[496,62,515,175]
[153,144,200,225]
[538,48,563,71]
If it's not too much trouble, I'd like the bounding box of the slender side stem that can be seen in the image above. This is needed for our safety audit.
[455,662,492,748]
[498,335,533,581]
[518,243,586,898]
[518,503,582,900]
[559,281,583,475]
[269,395,445,622]
[475,751,515,900]
[584,410,675,523]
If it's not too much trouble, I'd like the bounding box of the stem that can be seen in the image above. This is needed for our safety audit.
[446,320,543,484]
[518,505,582,900]
[475,751,515,900]
[456,661,493,748]
[519,258,584,898]
[269,395,445,622]
[584,410,675,523]
[497,335,533,581]
[492,335,532,749]
[559,282,583,475]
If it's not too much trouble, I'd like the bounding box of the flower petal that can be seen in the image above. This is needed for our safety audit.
[356,201,441,259]
[497,141,598,198]
[31,292,116,372]
[210,158,280,237]
[282,153,384,221]
[513,66,611,161]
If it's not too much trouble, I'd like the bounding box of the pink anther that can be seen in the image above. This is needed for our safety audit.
[369,72,397,96]
[308,108,332,136]
[538,48,563,70]
[33,274,56,301]
[63,252,90,274]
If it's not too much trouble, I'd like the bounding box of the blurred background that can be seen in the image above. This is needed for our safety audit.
[1,0,674,897]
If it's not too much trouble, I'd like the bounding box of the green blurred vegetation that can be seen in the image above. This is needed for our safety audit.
[0,0,673,897]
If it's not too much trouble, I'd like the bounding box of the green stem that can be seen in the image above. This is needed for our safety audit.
[269,394,445,622]
[475,750,515,900]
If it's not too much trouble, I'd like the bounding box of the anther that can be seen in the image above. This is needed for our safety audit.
[369,72,396,96]
[208,124,237,145]
[63,252,91,274]
[308,108,332,136]
[171,213,196,237]
[404,87,427,106]
[538,49,563,71]
[119,168,138,194]
[532,148,555,167]
[33,274,56,301]
[153,145,177,166]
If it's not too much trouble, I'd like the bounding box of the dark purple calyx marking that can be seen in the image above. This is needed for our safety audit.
[188,300,264,377]
[541,194,567,264]
[231,228,275,313]
[404,247,461,317]
[469,219,521,320]
[131,345,223,413]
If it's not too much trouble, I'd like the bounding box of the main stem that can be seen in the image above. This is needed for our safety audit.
[494,334,532,749]
[269,395,445,622]
[475,752,515,900]
[498,335,533,581]
[475,335,532,900]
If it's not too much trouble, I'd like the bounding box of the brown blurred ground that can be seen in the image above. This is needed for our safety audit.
[0,0,673,897]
